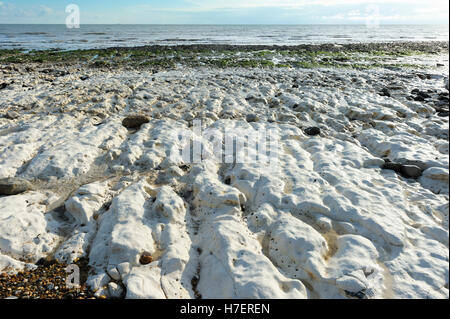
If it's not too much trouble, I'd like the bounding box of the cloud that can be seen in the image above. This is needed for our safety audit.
[184,0,448,10]
[0,0,447,24]
[0,2,61,23]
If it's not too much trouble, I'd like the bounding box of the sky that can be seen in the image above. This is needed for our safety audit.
[0,0,449,24]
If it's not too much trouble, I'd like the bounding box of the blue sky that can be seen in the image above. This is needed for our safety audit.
[0,0,448,24]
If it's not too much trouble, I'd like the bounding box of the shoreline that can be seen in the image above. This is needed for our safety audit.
[1,41,448,53]
[1,41,448,71]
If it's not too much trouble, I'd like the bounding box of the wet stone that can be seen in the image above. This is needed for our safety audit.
[304,127,321,136]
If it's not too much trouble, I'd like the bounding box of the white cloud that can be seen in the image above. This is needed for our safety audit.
[184,0,448,10]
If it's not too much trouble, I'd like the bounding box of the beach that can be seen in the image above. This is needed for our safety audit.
[0,41,449,299]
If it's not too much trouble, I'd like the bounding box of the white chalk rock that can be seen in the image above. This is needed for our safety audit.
[89,179,154,271]
[268,214,328,280]
[0,254,36,274]
[65,181,109,225]
[336,274,367,293]
[117,262,131,278]
[86,272,110,292]
[419,167,449,194]
[108,282,124,299]
[125,265,166,299]
[152,185,185,223]
[107,267,121,281]
[0,192,59,262]
[23,121,126,180]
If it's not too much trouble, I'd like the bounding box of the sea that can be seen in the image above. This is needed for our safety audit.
[0,24,448,51]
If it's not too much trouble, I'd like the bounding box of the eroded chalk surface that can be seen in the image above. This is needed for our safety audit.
[0,63,448,299]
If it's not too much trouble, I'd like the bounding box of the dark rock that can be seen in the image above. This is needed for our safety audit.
[4,111,19,120]
[80,75,89,81]
[304,127,321,136]
[438,111,449,117]
[122,115,150,129]
[418,91,431,99]
[36,258,56,267]
[246,114,259,123]
[411,89,420,95]
[414,95,425,102]
[139,252,153,265]
[268,99,280,108]
[380,88,391,97]
[345,290,368,299]
[0,83,8,90]
[401,159,427,170]
[41,69,68,77]
[382,162,402,173]
[400,165,422,178]
[0,178,33,196]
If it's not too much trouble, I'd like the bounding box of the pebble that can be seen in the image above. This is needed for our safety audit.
[0,178,33,196]
[122,115,150,129]
[139,251,153,265]
[0,257,98,299]
[304,127,321,136]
